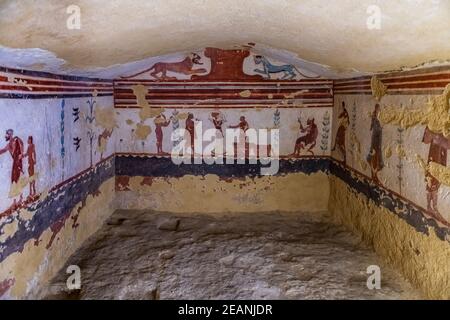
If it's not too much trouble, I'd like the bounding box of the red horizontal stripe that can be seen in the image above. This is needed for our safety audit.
[335,74,450,86]
[335,66,450,83]
[0,66,111,83]
[334,81,449,92]
[0,75,113,88]
[114,104,332,109]
[114,79,332,84]
[0,84,113,93]
[113,88,331,94]
[334,90,442,95]
[113,94,332,101]
[114,99,332,104]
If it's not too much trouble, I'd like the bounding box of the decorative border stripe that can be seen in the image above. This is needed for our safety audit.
[114,80,333,108]
[114,154,450,243]
[0,66,111,83]
[115,154,330,178]
[329,159,450,241]
[334,67,450,95]
[0,68,113,98]
[0,157,114,263]
[0,93,113,99]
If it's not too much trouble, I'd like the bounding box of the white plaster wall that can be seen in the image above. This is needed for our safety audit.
[0,95,115,213]
[115,107,332,157]
[332,94,450,221]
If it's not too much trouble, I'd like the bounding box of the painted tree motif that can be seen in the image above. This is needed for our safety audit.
[60,99,65,179]
[396,126,404,195]
[171,109,182,148]
[320,111,330,155]
[85,91,97,167]
[350,101,357,167]
[273,109,280,129]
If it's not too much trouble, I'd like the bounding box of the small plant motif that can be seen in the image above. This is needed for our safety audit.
[171,109,182,148]
[396,126,404,195]
[273,108,281,129]
[320,111,330,154]
[86,91,97,167]
[350,101,357,167]
[60,99,65,179]
[73,137,81,152]
[72,107,80,123]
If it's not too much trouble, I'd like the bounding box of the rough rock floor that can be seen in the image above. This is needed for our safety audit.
[44,210,422,299]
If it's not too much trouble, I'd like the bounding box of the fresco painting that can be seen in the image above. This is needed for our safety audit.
[154,113,171,155]
[0,47,449,299]
[332,69,450,227]
[121,53,207,80]
[0,129,25,210]
[331,102,349,163]
[292,116,318,157]
[366,103,384,184]
[0,68,115,298]
[253,55,319,80]
[118,48,321,82]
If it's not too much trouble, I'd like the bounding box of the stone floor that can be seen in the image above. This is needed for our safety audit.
[44,210,422,299]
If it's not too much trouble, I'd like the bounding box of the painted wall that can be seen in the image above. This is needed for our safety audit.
[115,156,330,214]
[330,67,450,299]
[113,47,333,213]
[0,68,116,298]
[0,48,334,298]
[2,47,448,299]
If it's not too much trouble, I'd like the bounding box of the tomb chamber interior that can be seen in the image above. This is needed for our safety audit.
[0,0,449,300]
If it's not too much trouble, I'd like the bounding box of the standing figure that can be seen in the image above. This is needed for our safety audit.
[332,102,350,163]
[0,129,24,208]
[154,113,171,155]
[23,136,37,198]
[366,104,384,184]
[185,113,196,155]
[209,111,226,157]
[422,127,450,220]
[229,116,250,156]
[293,117,318,156]
[210,112,225,137]
[228,116,249,132]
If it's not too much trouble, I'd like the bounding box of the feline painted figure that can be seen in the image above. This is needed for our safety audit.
[253,55,319,80]
[122,53,207,80]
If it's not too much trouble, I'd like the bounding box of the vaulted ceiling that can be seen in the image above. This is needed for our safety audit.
[0,0,449,78]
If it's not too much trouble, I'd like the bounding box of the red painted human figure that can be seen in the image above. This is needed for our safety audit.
[0,129,24,208]
[229,116,250,157]
[229,116,249,132]
[211,112,224,137]
[23,136,37,198]
[366,104,384,184]
[185,113,196,155]
[293,117,318,156]
[154,113,171,155]
[209,111,226,157]
[332,102,349,163]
